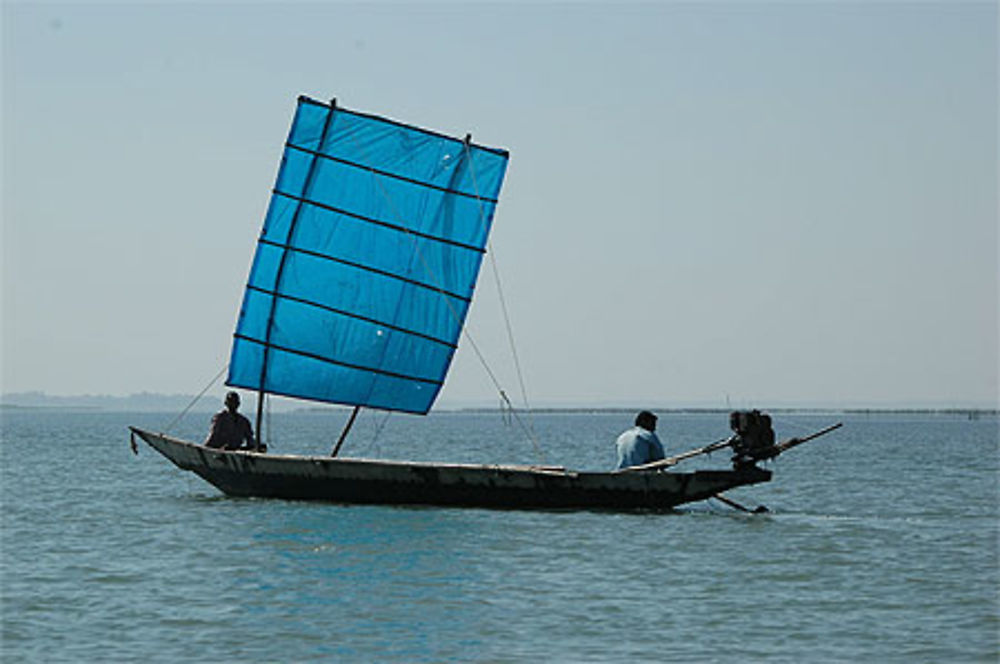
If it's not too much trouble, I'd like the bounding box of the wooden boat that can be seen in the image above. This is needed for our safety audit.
[129,427,772,510]
[131,96,838,511]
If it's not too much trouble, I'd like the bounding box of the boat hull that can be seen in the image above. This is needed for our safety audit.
[129,427,771,511]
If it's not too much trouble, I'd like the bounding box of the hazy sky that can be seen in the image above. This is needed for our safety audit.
[3,1,997,409]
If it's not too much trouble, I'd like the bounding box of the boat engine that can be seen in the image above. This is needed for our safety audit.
[729,410,776,469]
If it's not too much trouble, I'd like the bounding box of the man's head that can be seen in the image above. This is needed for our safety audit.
[225,391,240,412]
[635,410,657,432]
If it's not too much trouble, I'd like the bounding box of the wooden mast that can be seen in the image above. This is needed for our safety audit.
[254,394,265,451]
[254,98,338,449]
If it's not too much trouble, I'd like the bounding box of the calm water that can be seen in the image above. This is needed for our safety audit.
[2,409,997,662]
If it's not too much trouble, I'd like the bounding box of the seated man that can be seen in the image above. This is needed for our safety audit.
[615,410,665,469]
[204,391,259,451]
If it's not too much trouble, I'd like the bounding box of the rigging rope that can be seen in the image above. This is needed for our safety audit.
[463,141,538,440]
[361,409,394,457]
[163,363,228,434]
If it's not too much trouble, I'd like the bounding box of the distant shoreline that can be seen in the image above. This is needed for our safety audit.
[260,406,987,417]
[1,404,104,411]
[451,406,999,415]
[2,393,996,416]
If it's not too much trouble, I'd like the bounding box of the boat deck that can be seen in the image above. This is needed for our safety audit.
[131,427,772,511]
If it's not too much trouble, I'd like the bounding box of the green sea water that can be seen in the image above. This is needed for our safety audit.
[2,410,997,662]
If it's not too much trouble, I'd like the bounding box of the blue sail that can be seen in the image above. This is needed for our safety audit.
[227,97,509,414]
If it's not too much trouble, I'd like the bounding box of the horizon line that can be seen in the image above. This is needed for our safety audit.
[1,390,997,415]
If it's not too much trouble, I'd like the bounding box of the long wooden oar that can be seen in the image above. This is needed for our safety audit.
[618,436,732,472]
[769,422,843,457]
[619,421,843,477]
[713,492,769,513]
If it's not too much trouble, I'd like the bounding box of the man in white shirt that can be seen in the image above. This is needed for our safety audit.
[615,410,666,469]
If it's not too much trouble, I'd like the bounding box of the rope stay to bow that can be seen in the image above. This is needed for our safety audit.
[163,363,229,434]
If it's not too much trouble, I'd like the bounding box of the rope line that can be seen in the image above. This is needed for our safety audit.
[463,141,539,442]
[465,141,543,457]
[163,363,228,434]
[362,409,394,457]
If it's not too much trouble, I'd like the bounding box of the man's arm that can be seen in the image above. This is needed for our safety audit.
[648,433,666,462]
[204,413,223,448]
[240,416,257,450]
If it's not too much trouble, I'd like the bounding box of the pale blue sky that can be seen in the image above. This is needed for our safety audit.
[2,1,997,408]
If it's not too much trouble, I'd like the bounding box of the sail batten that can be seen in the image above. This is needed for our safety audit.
[256,238,474,303]
[227,96,509,414]
[233,335,445,386]
[284,143,501,203]
[245,285,459,349]
[271,190,487,253]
